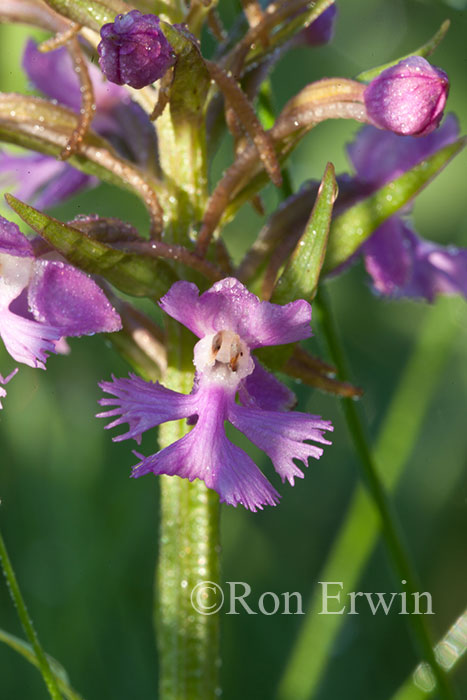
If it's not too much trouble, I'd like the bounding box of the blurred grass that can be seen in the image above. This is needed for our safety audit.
[1,2,467,700]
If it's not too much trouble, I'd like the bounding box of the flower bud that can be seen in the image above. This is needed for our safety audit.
[98,10,175,90]
[363,57,449,137]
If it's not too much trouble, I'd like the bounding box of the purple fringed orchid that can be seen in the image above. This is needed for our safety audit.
[0,216,121,405]
[339,115,467,301]
[364,57,449,137]
[0,40,157,209]
[98,278,333,512]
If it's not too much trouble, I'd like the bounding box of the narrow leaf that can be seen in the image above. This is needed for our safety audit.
[5,195,176,298]
[357,20,451,83]
[0,628,85,700]
[277,295,465,700]
[324,137,466,274]
[272,163,337,303]
[0,94,165,235]
[391,606,467,700]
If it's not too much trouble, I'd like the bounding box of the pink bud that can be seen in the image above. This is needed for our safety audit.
[363,57,449,136]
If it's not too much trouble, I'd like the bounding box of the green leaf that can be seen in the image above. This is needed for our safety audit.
[324,137,467,274]
[276,295,466,700]
[356,19,451,82]
[272,163,336,304]
[0,628,85,700]
[159,23,211,125]
[5,195,176,298]
[42,0,129,32]
[391,606,467,700]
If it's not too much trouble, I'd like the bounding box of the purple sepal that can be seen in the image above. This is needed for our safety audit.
[364,218,467,302]
[159,278,312,348]
[28,260,121,336]
[364,57,449,137]
[98,10,175,89]
[239,358,296,411]
[300,3,337,47]
[0,215,33,257]
[347,114,459,190]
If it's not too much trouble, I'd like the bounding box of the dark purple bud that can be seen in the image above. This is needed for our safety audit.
[300,3,337,47]
[363,56,449,137]
[98,10,175,90]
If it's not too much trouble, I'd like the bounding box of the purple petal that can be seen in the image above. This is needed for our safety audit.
[131,386,280,512]
[159,278,312,347]
[347,114,459,189]
[363,218,467,301]
[0,216,33,257]
[98,373,196,442]
[34,165,96,210]
[27,260,121,336]
[239,358,296,411]
[23,40,81,112]
[363,218,412,295]
[0,150,95,209]
[0,368,18,409]
[0,307,60,368]
[228,403,333,486]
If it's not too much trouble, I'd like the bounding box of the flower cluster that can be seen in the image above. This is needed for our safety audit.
[98,279,333,511]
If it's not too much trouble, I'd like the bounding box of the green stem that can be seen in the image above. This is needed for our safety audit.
[315,286,457,700]
[155,320,221,700]
[0,528,63,700]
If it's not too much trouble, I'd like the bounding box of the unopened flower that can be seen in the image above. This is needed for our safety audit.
[0,216,121,405]
[336,116,467,301]
[98,10,175,89]
[299,3,337,47]
[364,57,449,136]
[0,40,157,208]
[98,278,333,512]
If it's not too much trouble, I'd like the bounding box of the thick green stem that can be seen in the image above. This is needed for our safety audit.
[155,320,221,700]
[0,528,63,700]
[315,287,458,700]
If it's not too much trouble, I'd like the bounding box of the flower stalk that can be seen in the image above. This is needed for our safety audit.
[156,320,221,699]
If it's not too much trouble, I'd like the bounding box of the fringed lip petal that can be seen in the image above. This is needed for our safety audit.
[130,387,281,512]
[0,308,60,368]
[98,373,197,442]
[159,278,312,347]
[228,403,333,486]
[0,368,18,409]
[28,260,121,336]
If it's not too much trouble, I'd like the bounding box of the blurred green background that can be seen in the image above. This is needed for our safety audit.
[0,1,466,699]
